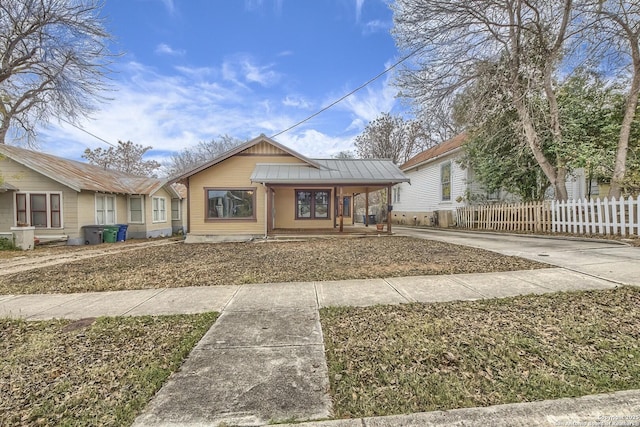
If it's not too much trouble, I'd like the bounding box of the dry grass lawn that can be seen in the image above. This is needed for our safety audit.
[0,236,548,294]
[0,313,218,426]
[321,286,640,418]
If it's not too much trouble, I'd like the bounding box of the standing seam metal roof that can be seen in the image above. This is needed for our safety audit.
[250,158,409,184]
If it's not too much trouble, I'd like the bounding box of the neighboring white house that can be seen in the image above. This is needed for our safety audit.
[392,133,601,227]
[391,134,471,227]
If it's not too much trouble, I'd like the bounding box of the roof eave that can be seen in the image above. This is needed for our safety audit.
[402,146,463,172]
[250,179,410,185]
[172,135,324,182]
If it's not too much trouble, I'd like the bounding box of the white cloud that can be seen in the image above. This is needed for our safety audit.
[34,54,400,167]
[355,0,365,22]
[160,0,176,15]
[282,95,312,109]
[363,19,391,35]
[220,54,281,88]
[155,43,186,56]
[277,129,356,158]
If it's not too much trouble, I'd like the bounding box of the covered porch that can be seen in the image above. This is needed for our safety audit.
[251,159,409,236]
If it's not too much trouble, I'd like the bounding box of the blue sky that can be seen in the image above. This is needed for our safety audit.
[38,0,405,165]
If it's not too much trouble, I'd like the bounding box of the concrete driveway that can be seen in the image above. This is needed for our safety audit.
[396,227,640,286]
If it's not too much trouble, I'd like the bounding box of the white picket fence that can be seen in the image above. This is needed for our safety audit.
[455,196,640,236]
[552,196,640,236]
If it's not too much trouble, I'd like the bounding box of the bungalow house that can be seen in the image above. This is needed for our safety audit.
[173,134,409,241]
[391,133,601,227]
[0,144,185,245]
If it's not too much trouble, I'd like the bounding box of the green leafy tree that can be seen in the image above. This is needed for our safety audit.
[457,68,639,201]
[82,141,161,177]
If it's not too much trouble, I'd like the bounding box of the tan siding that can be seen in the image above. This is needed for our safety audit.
[146,188,172,233]
[1,157,82,240]
[243,141,289,156]
[189,154,304,235]
[77,192,97,225]
[0,192,14,230]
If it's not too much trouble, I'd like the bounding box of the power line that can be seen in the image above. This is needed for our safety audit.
[57,116,118,148]
[270,46,425,139]
[54,46,424,146]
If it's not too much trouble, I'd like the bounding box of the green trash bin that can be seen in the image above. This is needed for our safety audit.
[103,225,118,243]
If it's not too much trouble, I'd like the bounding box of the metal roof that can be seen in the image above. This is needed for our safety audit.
[0,144,176,196]
[250,158,410,185]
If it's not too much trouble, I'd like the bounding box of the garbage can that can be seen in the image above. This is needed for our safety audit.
[116,224,128,242]
[368,214,377,225]
[82,225,104,245]
[102,225,119,243]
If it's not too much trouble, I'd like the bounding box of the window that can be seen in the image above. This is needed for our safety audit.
[15,192,63,228]
[393,187,401,204]
[96,194,116,225]
[50,194,61,227]
[342,196,351,217]
[296,190,330,220]
[129,196,144,223]
[171,199,181,220]
[206,188,255,220]
[153,197,167,222]
[441,162,452,201]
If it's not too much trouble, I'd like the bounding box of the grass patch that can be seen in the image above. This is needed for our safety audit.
[0,237,15,251]
[0,312,218,426]
[320,286,640,418]
[0,237,548,294]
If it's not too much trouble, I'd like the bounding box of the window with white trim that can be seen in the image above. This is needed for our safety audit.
[96,194,116,225]
[171,199,181,220]
[153,197,167,222]
[15,192,63,228]
[129,196,144,223]
[441,162,452,201]
[393,187,401,204]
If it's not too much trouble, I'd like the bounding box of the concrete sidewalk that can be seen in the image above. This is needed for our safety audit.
[0,268,619,320]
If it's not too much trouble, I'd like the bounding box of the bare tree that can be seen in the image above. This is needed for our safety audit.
[354,113,430,164]
[165,135,244,177]
[392,0,583,200]
[587,1,640,198]
[83,140,161,177]
[0,0,113,144]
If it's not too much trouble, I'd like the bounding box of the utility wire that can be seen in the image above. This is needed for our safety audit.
[54,47,424,146]
[270,45,425,139]
[57,116,118,148]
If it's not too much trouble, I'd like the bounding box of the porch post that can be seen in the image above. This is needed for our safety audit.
[338,186,344,232]
[266,185,273,235]
[387,184,392,234]
[365,187,369,226]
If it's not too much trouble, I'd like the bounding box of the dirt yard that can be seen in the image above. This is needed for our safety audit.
[0,236,549,294]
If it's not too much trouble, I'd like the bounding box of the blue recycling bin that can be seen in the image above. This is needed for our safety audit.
[362,214,377,225]
[116,224,128,241]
